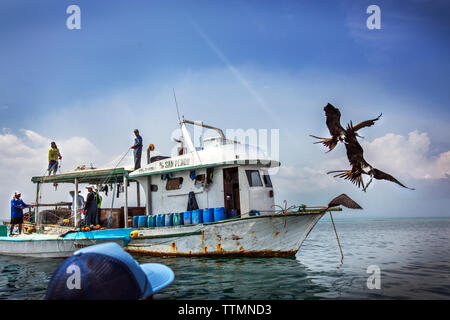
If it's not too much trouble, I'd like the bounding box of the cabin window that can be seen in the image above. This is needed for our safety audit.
[262,173,273,188]
[245,170,263,187]
[166,177,183,190]
[195,174,205,186]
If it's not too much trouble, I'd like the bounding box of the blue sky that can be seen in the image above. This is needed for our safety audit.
[0,0,449,219]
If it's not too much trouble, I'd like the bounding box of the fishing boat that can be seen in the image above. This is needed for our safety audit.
[125,119,342,257]
[0,118,344,258]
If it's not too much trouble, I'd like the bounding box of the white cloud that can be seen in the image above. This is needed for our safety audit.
[0,129,105,220]
[362,130,450,180]
[271,130,450,197]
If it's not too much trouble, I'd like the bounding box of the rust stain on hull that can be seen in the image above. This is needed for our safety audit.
[125,248,297,258]
[231,234,242,240]
[273,231,280,238]
[201,230,205,246]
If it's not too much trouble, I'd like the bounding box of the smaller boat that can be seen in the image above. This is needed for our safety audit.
[0,228,133,258]
[0,166,136,258]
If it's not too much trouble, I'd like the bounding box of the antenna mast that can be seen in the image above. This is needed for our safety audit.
[173,88,181,124]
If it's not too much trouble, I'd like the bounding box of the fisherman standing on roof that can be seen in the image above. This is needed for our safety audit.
[48,142,62,176]
[10,192,34,236]
[131,129,143,170]
[82,186,97,227]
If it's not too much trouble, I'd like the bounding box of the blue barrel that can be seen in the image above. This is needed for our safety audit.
[192,209,203,224]
[228,209,239,219]
[148,215,156,228]
[165,213,174,227]
[249,210,261,216]
[183,211,192,225]
[214,207,226,222]
[132,216,139,228]
[173,213,183,226]
[202,208,214,223]
[156,214,165,227]
[138,216,147,228]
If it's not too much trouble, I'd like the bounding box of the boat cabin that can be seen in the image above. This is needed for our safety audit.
[130,119,280,218]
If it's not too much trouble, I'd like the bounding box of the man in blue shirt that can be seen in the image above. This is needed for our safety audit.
[10,192,34,236]
[131,129,143,170]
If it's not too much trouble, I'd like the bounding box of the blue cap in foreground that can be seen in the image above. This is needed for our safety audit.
[45,242,174,300]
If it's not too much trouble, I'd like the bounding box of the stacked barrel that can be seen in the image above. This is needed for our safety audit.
[131,206,239,228]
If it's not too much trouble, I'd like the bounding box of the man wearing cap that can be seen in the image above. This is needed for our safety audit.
[48,141,62,176]
[45,242,175,300]
[10,192,34,236]
[82,186,97,226]
[131,129,143,170]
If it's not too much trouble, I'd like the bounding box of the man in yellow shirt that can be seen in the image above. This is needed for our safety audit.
[48,141,62,175]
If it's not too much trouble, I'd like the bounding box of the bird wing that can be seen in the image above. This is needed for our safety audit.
[324,103,344,137]
[328,193,363,209]
[344,125,366,168]
[352,113,382,132]
[328,169,365,189]
[372,168,415,190]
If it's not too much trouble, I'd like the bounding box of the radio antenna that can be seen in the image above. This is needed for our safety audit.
[173,88,181,124]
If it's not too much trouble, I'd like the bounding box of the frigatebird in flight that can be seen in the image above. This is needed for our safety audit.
[326,193,363,210]
[327,122,415,191]
[310,103,382,152]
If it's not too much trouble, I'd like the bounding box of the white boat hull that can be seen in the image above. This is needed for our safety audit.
[0,228,133,258]
[125,212,325,257]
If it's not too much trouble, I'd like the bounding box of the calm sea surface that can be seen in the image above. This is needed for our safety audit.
[1,217,449,300]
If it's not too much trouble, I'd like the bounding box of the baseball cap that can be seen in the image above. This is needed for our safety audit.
[45,242,174,300]
[14,191,21,196]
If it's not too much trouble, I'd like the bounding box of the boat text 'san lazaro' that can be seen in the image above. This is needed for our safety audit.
[0,119,341,258]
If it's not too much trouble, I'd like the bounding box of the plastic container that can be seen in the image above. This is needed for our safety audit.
[228,209,239,219]
[132,216,140,228]
[156,214,165,227]
[147,215,156,228]
[202,208,214,223]
[165,213,174,227]
[183,211,192,225]
[0,225,7,237]
[192,209,203,224]
[137,216,147,228]
[214,207,227,222]
[173,213,183,226]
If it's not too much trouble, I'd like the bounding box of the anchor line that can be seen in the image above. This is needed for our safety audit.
[329,211,344,263]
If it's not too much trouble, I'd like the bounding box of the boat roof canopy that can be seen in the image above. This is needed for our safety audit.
[31,167,133,184]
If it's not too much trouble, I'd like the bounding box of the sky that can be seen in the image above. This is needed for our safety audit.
[0,0,449,220]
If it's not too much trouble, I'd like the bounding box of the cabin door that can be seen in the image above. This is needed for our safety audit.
[223,167,240,215]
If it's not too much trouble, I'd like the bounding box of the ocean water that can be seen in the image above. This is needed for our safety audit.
[0,217,449,300]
